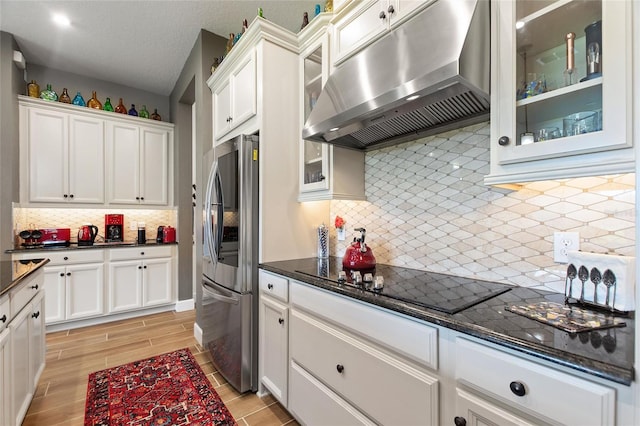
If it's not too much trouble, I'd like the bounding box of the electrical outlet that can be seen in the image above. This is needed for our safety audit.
[553,232,579,263]
[129,221,137,231]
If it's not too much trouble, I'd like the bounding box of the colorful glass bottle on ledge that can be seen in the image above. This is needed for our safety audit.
[139,105,150,118]
[115,98,127,114]
[150,108,161,121]
[87,91,102,109]
[72,91,86,106]
[40,84,58,101]
[128,104,138,116]
[103,97,114,112]
[59,88,71,103]
[27,80,40,98]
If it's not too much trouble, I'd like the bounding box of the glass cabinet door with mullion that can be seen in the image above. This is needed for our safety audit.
[494,0,631,166]
[301,44,330,193]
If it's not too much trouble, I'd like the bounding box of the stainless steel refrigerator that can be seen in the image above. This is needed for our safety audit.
[202,134,259,393]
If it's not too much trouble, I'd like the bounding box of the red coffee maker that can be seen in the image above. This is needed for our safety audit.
[105,214,124,242]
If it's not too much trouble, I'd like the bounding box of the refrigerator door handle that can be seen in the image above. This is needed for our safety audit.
[204,160,218,265]
[203,279,240,305]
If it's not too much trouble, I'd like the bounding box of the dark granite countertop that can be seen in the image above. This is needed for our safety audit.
[260,257,635,386]
[5,241,178,254]
[0,258,50,297]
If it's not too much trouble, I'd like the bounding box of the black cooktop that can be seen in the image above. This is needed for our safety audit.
[295,258,513,314]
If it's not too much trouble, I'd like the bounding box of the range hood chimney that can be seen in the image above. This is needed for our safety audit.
[302,0,490,151]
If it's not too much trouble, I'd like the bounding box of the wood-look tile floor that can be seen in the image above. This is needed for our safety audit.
[23,309,298,426]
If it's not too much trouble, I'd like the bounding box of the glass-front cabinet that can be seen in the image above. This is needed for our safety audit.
[486,0,633,185]
[298,14,365,201]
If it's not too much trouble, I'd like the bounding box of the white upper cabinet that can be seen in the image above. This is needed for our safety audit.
[298,14,365,201]
[106,120,171,205]
[331,0,433,66]
[213,50,257,141]
[21,101,105,204]
[485,0,634,185]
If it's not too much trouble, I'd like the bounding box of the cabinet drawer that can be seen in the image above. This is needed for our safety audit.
[291,281,437,369]
[289,360,375,426]
[0,296,9,328]
[291,310,438,425]
[10,279,40,318]
[109,245,172,261]
[456,338,615,426]
[259,270,288,302]
[34,250,104,265]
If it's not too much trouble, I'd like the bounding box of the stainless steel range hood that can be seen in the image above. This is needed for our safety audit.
[302,0,490,151]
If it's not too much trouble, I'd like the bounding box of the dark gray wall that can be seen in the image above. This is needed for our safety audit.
[27,64,170,120]
[169,30,225,308]
[0,31,24,260]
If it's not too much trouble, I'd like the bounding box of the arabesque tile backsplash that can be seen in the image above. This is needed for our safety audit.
[330,122,635,294]
[13,208,177,244]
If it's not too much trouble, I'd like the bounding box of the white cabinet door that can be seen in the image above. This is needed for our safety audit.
[29,291,45,390]
[455,388,535,426]
[68,115,105,203]
[10,306,31,426]
[108,260,143,313]
[259,296,288,406]
[333,0,386,65]
[27,107,68,203]
[107,122,141,204]
[0,327,11,426]
[142,258,173,307]
[43,265,66,324]
[213,79,232,140]
[140,127,169,205]
[66,263,104,320]
[230,51,257,130]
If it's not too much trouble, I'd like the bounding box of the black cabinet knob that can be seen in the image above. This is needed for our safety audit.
[510,381,527,397]
[387,4,395,14]
[136,196,140,200]
[454,416,467,426]
[319,174,326,181]
[138,266,142,270]
[60,273,65,277]
[278,318,284,324]
[267,283,273,290]
[498,136,510,146]
[140,197,144,201]
[32,311,40,319]
[63,256,68,261]
[336,364,344,373]
[66,272,71,276]
[379,11,386,19]
[0,314,6,323]
[69,194,74,198]
[63,194,68,198]
[31,284,39,290]
[143,265,147,269]
[140,252,145,255]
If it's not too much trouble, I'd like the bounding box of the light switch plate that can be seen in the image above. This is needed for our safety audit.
[554,232,579,263]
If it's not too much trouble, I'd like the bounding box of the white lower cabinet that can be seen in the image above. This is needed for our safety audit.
[455,388,535,426]
[108,246,174,313]
[455,337,616,426]
[3,269,46,426]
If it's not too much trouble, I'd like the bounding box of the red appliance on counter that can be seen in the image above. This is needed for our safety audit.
[105,214,124,242]
[342,227,376,271]
[156,226,176,243]
[78,224,98,246]
[37,228,71,247]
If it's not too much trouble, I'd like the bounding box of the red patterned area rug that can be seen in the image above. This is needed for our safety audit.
[85,348,237,425]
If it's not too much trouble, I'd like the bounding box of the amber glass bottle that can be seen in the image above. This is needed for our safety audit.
[27,80,40,98]
[87,91,102,109]
[59,88,71,103]
[115,98,127,114]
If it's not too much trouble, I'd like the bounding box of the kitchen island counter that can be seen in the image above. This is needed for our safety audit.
[0,257,50,297]
[261,257,634,385]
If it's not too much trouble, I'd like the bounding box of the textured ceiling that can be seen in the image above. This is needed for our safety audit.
[0,0,318,95]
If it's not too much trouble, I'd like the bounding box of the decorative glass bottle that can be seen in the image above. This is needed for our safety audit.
[87,91,102,109]
[27,80,40,98]
[115,98,127,114]
[72,91,86,106]
[59,88,71,103]
[40,84,58,101]
[103,97,114,112]
[150,108,161,121]
[139,105,150,118]
[128,104,138,116]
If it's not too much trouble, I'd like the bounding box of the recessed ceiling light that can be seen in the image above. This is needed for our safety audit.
[52,13,71,27]
[515,21,525,30]
[406,95,420,101]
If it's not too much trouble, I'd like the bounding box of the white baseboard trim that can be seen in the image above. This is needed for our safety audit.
[45,304,175,333]
[194,321,203,346]
[175,298,194,312]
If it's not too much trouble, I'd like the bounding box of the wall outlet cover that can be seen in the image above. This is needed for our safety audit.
[554,232,579,263]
